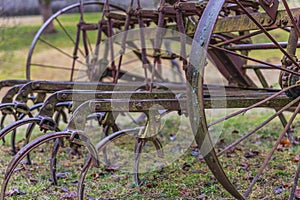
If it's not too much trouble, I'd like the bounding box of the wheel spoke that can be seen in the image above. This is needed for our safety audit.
[217,95,300,156]
[209,44,300,76]
[208,84,299,127]
[234,0,300,69]
[30,63,86,72]
[282,0,300,38]
[38,37,86,66]
[55,17,85,57]
[245,102,300,198]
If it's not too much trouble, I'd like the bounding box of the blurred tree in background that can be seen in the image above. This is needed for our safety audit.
[38,0,56,33]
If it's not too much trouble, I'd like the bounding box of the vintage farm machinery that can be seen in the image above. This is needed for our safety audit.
[2,0,300,199]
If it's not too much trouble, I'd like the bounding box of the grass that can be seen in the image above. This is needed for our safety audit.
[1,11,300,200]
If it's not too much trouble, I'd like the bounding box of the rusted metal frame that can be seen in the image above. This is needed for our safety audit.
[0,131,98,200]
[244,102,300,197]
[259,0,279,22]
[243,64,278,70]
[13,81,184,105]
[217,95,300,157]
[151,0,166,91]
[1,85,22,104]
[38,89,183,118]
[104,0,117,82]
[175,0,188,72]
[209,44,300,76]
[187,0,245,199]
[213,8,300,33]
[234,0,300,69]
[0,80,28,93]
[208,49,257,87]
[136,0,150,90]
[227,41,300,50]
[214,28,275,47]
[114,0,135,83]
[208,84,300,127]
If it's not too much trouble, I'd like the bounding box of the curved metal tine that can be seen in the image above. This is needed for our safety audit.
[50,138,60,185]
[152,137,164,158]
[0,131,97,200]
[1,84,23,104]
[245,102,300,197]
[77,127,143,199]
[0,118,41,143]
[114,0,135,83]
[0,114,7,143]
[0,80,28,94]
[134,138,146,186]
[78,154,93,200]
[10,113,19,155]
[23,103,71,165]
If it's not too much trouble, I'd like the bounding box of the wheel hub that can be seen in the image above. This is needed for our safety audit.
[279,64,300,98]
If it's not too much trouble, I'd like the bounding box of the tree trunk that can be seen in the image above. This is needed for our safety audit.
[38,0,56,34]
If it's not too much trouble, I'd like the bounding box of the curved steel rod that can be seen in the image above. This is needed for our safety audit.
[0,118,41,142]
[78,127,143,199]
[0,131,97,200]
[188,0,244,198]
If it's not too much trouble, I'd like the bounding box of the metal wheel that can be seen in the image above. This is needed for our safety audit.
[26,0,126,81]
[0,131,98,200]
[189,0,300,199]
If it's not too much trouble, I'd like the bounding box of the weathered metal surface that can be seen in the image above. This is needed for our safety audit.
[4,0,300,199]
[214,8,300,33]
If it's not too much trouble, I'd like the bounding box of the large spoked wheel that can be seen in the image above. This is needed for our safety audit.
[26,1,126,81]
[190,0,300,199]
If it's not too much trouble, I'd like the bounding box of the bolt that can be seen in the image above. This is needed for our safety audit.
[61,94,68,100]
[282,19,289,25]
[263,0,274,6]
[95,104,101,110]
[135,102,143,110]
[33,83,40,89]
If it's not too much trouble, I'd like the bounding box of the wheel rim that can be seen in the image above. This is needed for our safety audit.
[190,1,300,199]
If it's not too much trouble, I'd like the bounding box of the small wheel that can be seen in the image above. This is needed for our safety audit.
[189,0,300,199]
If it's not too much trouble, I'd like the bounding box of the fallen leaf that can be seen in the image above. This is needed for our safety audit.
[280,139,291,147]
